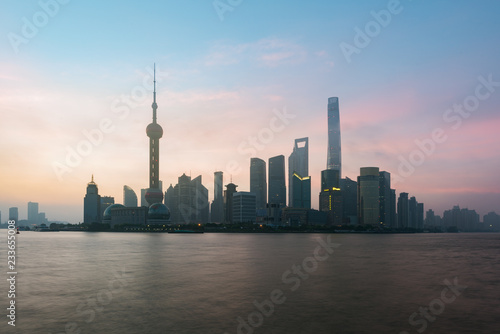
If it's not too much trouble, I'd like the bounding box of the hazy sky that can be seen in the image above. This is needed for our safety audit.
[1,0,499,224]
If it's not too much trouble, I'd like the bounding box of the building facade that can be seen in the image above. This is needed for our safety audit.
[268,155,286,207]
[291,173,311,209]
[233,192,257,223]
[288,137,309,207]
[357,167,380,225]
[211,171,224,223]
[9,207,19,222]
[124,185,138,207]
[250,158,267,210]
[327,97,341,175]
[84,175,101,223]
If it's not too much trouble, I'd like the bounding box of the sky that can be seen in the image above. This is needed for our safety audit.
[1,0,499,224]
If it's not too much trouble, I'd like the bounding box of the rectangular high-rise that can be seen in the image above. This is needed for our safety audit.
[327,97,341,177]
[268,155,286,207]
[9,207,19,222]
[291,173,311,209]
[397,192,409,229]
[233,192,257,223]
[357,167,379,225]
[28,202,39,224]
[250,158,267,210]
[379,171,391,227]
[288,137,309,207]
[211,171,224,223]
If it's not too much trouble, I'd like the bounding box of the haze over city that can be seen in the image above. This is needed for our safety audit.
[1,0,499,224]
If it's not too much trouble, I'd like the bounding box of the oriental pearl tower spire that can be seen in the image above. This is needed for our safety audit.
[145,64,164,205]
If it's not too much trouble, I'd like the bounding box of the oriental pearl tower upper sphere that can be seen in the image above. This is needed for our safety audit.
[145,65,165,206]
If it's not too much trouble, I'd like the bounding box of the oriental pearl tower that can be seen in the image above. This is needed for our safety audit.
[145,65,164,206]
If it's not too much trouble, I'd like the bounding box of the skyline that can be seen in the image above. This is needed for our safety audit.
[1,1,500,223]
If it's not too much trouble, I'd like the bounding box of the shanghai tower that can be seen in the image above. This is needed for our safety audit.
[327,97,341,176]
[145,65,164,206]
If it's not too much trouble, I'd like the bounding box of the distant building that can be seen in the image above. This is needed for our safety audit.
[357,167,379,225]
[210,171,224,223]
[425,209,436,226]
[442,206,479,231]
[327,97,341,175]
[224,183,238,224]
[140,188,148,207]
[340,177,357,224]
[417,203,424,230]
[28,201,39,224]
[397,192,409,229]
[390,189,397,228]
[191,175,209,224]
[281,208,327,226]
[319,169,342,225]
[268,155,286,207]
[9,207,19,222]
[100,196,115,221]
[250,158,267,210]
[484,212,500,230]
[409,196,417,229]
[233,192,256,223]
[319,187,342,225]
[291,172,311,209]
[165,173,209,224]
[124,185,138,207]
[288,137,309,207]
[84,175,101,223]
[38,212,48,225]
[378,171,391,227]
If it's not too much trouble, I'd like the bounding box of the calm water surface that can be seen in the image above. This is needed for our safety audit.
[1,231,499,334]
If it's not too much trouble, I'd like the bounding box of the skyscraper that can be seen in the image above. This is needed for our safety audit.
[291,173,311,209]
[84,175,101,223]
[417,202,424,230]
[268,155,286,207]
[340,177,357,224]
[164,174,209,224]
[224,183,238,224]
[357,167,380,225]
[250,158,267,210]
[390,189,397,228]
[319,169,342,225]
[145,65,164,206]
[123,185,138,207]
[9,207,18,222]
[191,175,209,224]
[379,171,391,227]
[409,196,417,229]
[327,97,341,176]
[28,202,39,224]
[211,171,224,223]
[397,192,409,229]
[288,137,309,207]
